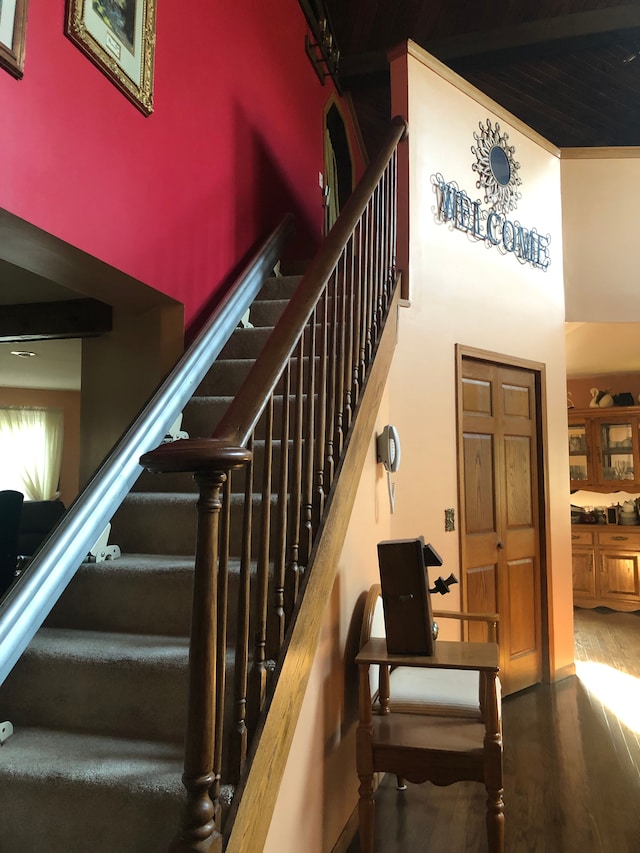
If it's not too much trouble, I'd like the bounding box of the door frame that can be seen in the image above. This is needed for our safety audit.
[455,344,552,685]
[323,94,358,235]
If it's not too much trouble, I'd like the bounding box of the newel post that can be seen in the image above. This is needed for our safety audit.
[139,439,251,853]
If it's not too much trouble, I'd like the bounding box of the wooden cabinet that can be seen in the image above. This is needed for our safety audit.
[572,526,640,611]
[569,407,640,492]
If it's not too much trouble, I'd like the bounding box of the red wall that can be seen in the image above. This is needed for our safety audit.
[1,0,339,330]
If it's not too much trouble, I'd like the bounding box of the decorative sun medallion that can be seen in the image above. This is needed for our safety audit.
[471,119,522,213]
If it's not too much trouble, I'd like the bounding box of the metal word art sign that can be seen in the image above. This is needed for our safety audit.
[432,119,551,272]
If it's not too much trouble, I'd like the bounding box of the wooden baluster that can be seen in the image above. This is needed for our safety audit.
[285,335,305,615]
[363,201,374,365]
[212,476,231,805]
[367,190,378,348]
[379,171,389,312]
[270,363,290,657]
[250,398,273,727]
[355,215,367,397]
[324,269,338,491]
[343,236,355,433]
[351,222,362,411]
[231,435,254,779]
[383,161,392,294]
[301,307,317,565]
[389,153,398,287]
[313,289,328,534]
[169,470,227,853]
[335,252,347,459]
[392,150,399,278]
[374,183,384,337]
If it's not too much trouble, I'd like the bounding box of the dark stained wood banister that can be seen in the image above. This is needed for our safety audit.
[216,115,407,448]
[140,115,408,853]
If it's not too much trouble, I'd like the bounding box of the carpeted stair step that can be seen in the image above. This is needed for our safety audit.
[195,358,254,397]
[248,299,291,327]
[1,628,189,742]
[256,274,301,301]
[220,325,274,359]
[45,554,258,642]
[45,554,196,636]
[109,494,197,555]
[181,394,317,441]
[1,629,245,762]
[220,321,322,362]
[0,269,304,852]
[195,354,322,398]
[110,491,281,556]
[0,726,184,853]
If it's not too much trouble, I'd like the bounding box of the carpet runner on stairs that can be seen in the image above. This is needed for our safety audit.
[0,273,300,853]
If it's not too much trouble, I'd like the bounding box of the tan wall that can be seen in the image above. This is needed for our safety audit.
[0,387,81,507]
[265,42,576,853]
[562,153,640,322]
[80,303,184,485]
[264,390,393,853]
[388,43,574,679]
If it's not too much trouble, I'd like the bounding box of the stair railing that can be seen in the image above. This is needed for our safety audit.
[0,215,294,687]
[141,115,408,852]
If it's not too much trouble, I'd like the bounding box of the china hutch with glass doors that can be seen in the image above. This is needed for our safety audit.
[569,407,640,611]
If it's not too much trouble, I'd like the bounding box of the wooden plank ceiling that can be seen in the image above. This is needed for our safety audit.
[323,0,640,153]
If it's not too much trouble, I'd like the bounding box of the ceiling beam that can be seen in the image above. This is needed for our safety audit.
[425,5,640,63]
[0,298,112,342]
[338,4,640,82]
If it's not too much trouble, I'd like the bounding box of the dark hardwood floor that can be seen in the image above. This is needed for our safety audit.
[347,607,640,852]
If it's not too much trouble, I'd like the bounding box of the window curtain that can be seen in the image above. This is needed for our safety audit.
[0,407,64,501]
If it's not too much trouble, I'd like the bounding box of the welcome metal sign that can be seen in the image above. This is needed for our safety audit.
[432,119,551,271]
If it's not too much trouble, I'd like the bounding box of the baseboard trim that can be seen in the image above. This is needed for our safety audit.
[332,809,359,853]
[550,662,576,682]
[332,773,385,853]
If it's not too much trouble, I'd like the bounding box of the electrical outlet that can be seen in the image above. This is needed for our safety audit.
[445,508,455,532]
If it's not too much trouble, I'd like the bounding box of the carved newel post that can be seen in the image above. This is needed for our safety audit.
[140,439,251,853]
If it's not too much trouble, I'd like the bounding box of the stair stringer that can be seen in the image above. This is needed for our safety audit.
[223,279,401,852]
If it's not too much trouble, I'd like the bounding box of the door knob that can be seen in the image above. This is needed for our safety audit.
[497,540,505,550]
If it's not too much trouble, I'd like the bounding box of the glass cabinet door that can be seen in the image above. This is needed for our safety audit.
[568,422,590,485]
[599,420,635,483]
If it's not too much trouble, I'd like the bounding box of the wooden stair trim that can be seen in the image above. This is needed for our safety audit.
[224,280,401,853]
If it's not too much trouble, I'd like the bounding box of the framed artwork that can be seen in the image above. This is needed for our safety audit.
[0,0,28,79]
[65,0,155,116]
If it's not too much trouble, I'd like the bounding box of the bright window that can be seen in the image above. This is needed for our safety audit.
[0,407,64,501]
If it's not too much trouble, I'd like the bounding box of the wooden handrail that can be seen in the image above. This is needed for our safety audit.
[141,117,408,852]
[217,115,407,447]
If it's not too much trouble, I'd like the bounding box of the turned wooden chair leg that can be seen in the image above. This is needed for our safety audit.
[486,785,505,853]
[395,775,407,791]
[358,773,375,853]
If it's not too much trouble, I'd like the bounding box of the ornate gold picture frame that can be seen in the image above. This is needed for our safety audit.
[65,0,155,116]
[0,0,28,79]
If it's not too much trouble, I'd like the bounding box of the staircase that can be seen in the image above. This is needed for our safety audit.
[0,274,300,853]
[0,116,407,853]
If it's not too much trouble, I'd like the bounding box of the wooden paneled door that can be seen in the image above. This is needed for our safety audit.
[457,353,544,695]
